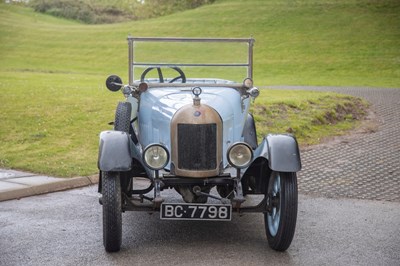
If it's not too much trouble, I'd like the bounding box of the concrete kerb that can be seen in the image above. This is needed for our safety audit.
[0,171,98,202]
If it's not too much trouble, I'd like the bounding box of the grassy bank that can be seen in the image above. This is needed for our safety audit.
[252,90,369,145]
[0,0,396,176]
[0,72,369,176]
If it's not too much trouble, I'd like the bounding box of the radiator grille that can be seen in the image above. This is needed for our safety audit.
[177,123,217,170]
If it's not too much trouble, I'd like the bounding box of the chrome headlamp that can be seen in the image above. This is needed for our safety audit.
[227,142,253,169]
[143,144,169,170]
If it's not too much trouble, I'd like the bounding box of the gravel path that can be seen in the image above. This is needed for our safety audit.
[269,86,400,202]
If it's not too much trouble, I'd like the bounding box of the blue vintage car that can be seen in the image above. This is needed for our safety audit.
[99,37,301,252]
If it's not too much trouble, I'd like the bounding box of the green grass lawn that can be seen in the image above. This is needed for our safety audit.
[1,1,399,86]
[0,0,398,176]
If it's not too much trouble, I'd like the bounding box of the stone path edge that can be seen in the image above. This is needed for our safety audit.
[0,174,99,202]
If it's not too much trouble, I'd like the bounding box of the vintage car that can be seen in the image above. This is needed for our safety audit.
[98,37,301,252]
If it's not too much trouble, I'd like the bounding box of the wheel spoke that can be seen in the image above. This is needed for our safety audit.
[267,173,281,237]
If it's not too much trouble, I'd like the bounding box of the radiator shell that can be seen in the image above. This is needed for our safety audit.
[171,103,222,178]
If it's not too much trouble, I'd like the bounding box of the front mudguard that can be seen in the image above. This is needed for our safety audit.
[260,134,301,172]
[98,131,132,172]
[242,134,301,194]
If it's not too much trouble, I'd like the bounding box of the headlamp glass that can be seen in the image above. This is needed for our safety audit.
[143,144,169,170]
[227,143,253,169]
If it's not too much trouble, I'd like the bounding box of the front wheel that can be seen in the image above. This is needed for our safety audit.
[102,171,122,252]
[264,171,298,251]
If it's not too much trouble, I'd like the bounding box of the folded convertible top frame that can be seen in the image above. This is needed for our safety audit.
[127,36,255,85]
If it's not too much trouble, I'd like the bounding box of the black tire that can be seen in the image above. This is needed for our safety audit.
[102,171,122,252]
[114,102,131,133]
[264,171,298,251]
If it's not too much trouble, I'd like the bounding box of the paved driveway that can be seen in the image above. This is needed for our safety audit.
[270,86,400,202]
[0,186,399,266]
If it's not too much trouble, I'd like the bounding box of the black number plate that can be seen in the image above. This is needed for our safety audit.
[160,203,232,221]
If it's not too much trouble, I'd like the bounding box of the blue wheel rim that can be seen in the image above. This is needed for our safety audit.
[267,173,281,237]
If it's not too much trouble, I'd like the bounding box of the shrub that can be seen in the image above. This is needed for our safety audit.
[29,0,216,24]
[29,0,134,24]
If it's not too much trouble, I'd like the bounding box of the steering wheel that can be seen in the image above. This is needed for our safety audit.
[140,66,186,83]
